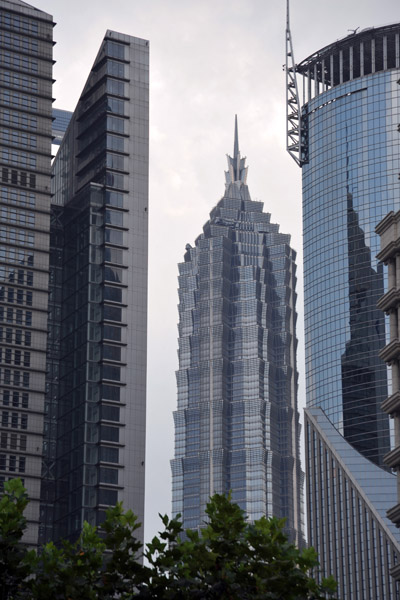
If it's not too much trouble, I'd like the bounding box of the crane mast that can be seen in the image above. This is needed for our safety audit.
[285,0,302,167]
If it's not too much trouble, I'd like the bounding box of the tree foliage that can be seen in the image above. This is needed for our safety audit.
[0,479,336,600]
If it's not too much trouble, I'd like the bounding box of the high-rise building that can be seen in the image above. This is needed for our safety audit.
[41,30,149,544]
[376,209,400,581]
[0,0,149,548]
[0,0,53,545]
[171,119,304,545]
[286,14,400,598]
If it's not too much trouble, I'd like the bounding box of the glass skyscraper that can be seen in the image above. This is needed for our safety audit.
[171,120,304,545]
[42,30,149,544]
[288,22,400,598]
[0,0,149,547]
[0,0,53,545]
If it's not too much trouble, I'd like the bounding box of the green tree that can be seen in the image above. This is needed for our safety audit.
[144,493,336,600]
[0,479,336,599]
[28,504,144,600]
[0,479,31,600]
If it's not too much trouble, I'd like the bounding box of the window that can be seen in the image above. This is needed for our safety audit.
[102,385,120,402]
[103,345,121,361]
[99,467,118,485]
[101,405,120,422]
[107,116,125,134]
[13,371,20,386]
[105,210,123,227]
[103,365,121,381]
[104,228,123,245]
[103,306,122,322]
[98,488,118,506]
[106,60,125,78]
[106,41,125,60]
[103,325,121,342]
[106,136,125,154]
[100,425,119,442]
[104,286,122,303]
[105,79,125,102]
[104,267,123,284]
[106,153,125,170]
[104,247,123,264]
[100,446,119,463]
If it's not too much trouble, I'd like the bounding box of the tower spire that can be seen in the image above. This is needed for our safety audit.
[234,114,239,158]
[225,115,248,187]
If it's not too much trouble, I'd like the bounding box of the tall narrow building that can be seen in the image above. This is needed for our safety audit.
[0,0,53,545]
[285,12,400,597]
[41,31,149,544]
[171,120,304,545]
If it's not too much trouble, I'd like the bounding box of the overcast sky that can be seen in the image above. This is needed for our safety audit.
[32,0,400,544]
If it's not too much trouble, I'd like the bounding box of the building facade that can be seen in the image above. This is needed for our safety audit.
[0,0,53,545]
[171,121,304,545]
[306,407,400,599]
[0,0,148,547]
[287,22,400,597]
[376,210,400,580]
[41,31,149,544]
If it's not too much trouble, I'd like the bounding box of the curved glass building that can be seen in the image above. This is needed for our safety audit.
[292,23,400,598]
[172,120,304,545]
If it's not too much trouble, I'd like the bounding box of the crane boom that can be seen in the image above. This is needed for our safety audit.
[285,0,302,167]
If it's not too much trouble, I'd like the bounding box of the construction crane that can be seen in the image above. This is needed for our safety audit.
[285,0,302,167]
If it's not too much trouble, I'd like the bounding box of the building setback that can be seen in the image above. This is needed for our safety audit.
[286,18,400,598]
[0,0,53,545]
[171,120,304,545]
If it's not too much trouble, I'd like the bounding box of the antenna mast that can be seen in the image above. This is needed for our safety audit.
[285,0,302,167]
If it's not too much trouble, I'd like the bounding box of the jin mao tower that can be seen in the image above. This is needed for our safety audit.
[171,120,304,545]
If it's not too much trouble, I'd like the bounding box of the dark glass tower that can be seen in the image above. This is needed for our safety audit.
[171,120,304,545]
[286,20,400,598]
[0,0,53,545]
[40,31,149,544]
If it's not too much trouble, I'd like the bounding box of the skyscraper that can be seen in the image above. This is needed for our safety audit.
[0,0,149,547]
[171,119,304,545]
[42,30,149,544]
[0,0,53,545]
[286,14,400,597]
